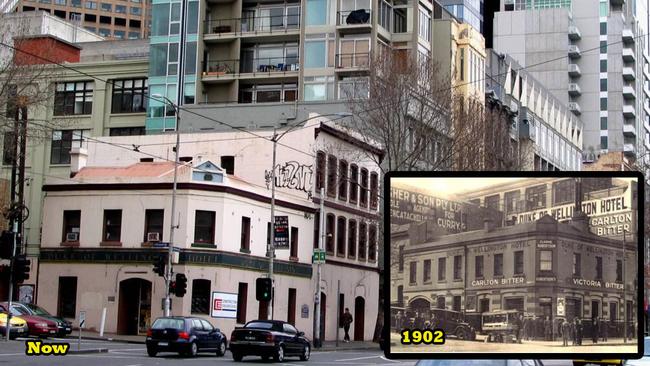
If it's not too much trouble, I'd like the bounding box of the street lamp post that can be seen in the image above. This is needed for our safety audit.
[152,94,180,317]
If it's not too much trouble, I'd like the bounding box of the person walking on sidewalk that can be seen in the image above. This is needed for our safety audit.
[600,318,608,342]
[561,318,571,346]
[592,317,599,344]
[342,308,353,343]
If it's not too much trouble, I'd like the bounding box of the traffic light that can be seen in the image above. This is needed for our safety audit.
[12,254,30,284]
[153,255,166,277]
[174,273,187,297]
[0,231,13,260]
[256,277,272,301]
[169,280,176,295]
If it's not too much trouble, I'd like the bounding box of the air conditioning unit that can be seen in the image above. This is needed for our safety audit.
[66,232,79,242]
[147,232,160,242]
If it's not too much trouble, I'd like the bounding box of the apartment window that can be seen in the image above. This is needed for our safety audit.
[525,184,546,210]
[398,246,404,272]
[485,195,499,210]
[347,220,357,259]
[62,210,81,243]
[600,97,607,111]
[287,288,296,325]
[102,210,122,242]
[144,209,164,242]
[596,256,603,280]
[236,282,248,324]
[327,155,337,197]
[360,168,369,208]
[130,6,141,15]
[601,136,608,149]
[100,2,111,10]
[194,210,215,244]
[304,75,334,101]
[368,224,377,261]
[109,127,145,136]
[326,214,335,254]
[600,22,607,35]
[379,0,391,29]
[191,279,210,314]
[600,117,608,130]
[98,28,111,37]
[57,277,77,318]
[129,19,141,28]
[85,1,96,9]
[540,250,553,271]
[409,262,417,284]
[338,160,348,200]
[475,255,484,278]
[438,257,446,281]
[290,227,298,258]
[600,59,607,72]
[316,151,326,190]
[514,251,524,275]
[423,259,431,282]
[336,216,346,256]
[600,40,607,53]
[84,13,95,22]
[504,190,520,215]
[573,253,581,276]
[2,133,13,166]
[552,179,575,205]
[54,0,66,4]
[111,78,148,113]
[128,31,140,39]
[349,164,358,203]
[305,40,327,68]
[418,8,431,42]
[600,78,607,92]
[114,18,126,27]
[370,172,379,209]
[358,222,367,260]
[305,0,327,25]
[240,216,250,252]
[494,253,503,276]
[54,81,94,115]
[616,259,622,282]
[453,255,462,280]
[459,48,465,81]
[70,0,80,6]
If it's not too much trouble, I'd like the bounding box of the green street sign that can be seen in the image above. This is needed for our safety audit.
[312,250,326,264]
[319,251,326,261]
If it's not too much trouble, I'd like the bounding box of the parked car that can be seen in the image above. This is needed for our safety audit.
[0,302,58,337]
[416,361,543,366]
[9,302,72,337]
[481,310,520,343]
[624,336,650,365]
[230,320,311,362]
[431,308,477,340]
[0,312,29,339]
[145,316,227,358]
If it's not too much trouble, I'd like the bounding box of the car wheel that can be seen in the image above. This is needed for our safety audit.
[273,345,285,362]
[232,352,243,362]
[300,344,310,361]
[456,328,467,340]
[147,347,157,357]
[216,340,226,357]
[187,341,198,357]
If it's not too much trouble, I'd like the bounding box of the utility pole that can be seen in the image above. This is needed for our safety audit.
[268,130,277,319]
[314,187,325,347]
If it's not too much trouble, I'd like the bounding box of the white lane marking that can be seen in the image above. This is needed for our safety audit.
[109,348,147,352]
[0,353,27,356]
[380,356,403,363]
[123,364,142,366]
[336,355,382,362]
[67,354,137,359]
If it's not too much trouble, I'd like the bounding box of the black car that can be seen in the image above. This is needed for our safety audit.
[10,302,72,337]
[145,317,227,358]
[230,320,311,362]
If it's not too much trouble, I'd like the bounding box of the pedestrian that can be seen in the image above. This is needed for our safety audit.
[570,318,576,345]
[514,314,523,343]
[341,308,353,343]
[544,316,552,341]
[536,316,544,340]
[396,311,403,332]
[523,316,530,341]
[561,318,571,346]
[532,315,539,340]
[576,318,583,345]
[600,318,608,342]
[592,318,598,344]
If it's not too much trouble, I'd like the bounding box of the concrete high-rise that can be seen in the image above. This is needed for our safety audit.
[493,0,650,166]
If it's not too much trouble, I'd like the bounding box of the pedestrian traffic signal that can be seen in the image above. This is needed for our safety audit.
[256,277,272,301]
[12,254,30,283]
[174,273,187,297]
[153,255,166,277]
[0,231,15,259]
[169,280,176,295]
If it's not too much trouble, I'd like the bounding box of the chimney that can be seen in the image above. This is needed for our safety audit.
[571,177,590,232]
[484,218,495,232]
[69,147,87,177]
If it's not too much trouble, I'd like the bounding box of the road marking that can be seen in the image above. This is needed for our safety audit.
[336,355,381,362]
[380,356,403,363]
[123,364,142,366]
[0,353,27,356]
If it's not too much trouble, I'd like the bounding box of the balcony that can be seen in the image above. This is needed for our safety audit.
[568,102,582,115]
[568,63,581,77]
[337,9,372,33]
[622,28,634,44]
[623,67,636,81]
[202,57,300,83]
[568,83,582,96]
[624,143,636,155]
[622,48,636,62]
[623,85,636,99]
[204,13,300,42]
[568,25,581,40]
[568,45,581,58]
[623,104,636,118]
[335,52,370,72]
[624,123,637,137]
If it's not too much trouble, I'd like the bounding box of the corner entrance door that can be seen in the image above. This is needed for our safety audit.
[354,296,365,341]
[117,278,152,335]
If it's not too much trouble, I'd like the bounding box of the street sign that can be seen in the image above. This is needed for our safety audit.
[153,242,169,248]
[274,216,289,249]
[312,249,326,264]
[301,304,309,318]
[79,311,86,329]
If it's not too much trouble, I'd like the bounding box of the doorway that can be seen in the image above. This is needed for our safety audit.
[320,292,326,341]
[479,298,490,313]
[117,278,152,335]
[354,296,365,341]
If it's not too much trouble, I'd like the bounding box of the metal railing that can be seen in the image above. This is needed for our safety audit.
[203,57,300,76]
[204,14,300,35]
[337,9,371,26]
[335,52,370,68]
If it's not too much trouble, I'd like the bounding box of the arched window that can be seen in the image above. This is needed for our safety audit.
[336,216,346,257]
[347,219,357,259]
[316,151,326,190]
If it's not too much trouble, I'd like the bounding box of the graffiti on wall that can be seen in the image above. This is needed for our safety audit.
[265,161,314,199]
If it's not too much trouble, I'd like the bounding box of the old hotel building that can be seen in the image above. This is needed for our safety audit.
[392,177,639,337]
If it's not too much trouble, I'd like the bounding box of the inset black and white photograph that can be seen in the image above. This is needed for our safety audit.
[386,173,643,359]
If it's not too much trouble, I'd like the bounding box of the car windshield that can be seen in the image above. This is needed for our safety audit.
[9,307,26,316]
[245,322,274,329]
[645,338,650,356]
[24,304,50,316]
[152,318,184,330]
[416,361,508,366]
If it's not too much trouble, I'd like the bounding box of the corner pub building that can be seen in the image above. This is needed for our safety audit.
[395,178,639,340]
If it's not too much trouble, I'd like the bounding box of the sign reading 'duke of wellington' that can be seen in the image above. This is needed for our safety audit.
[517,195,629,224]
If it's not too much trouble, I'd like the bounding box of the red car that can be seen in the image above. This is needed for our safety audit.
[0,303,58,337]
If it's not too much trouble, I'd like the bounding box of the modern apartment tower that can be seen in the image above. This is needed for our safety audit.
[493,0,650,165]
